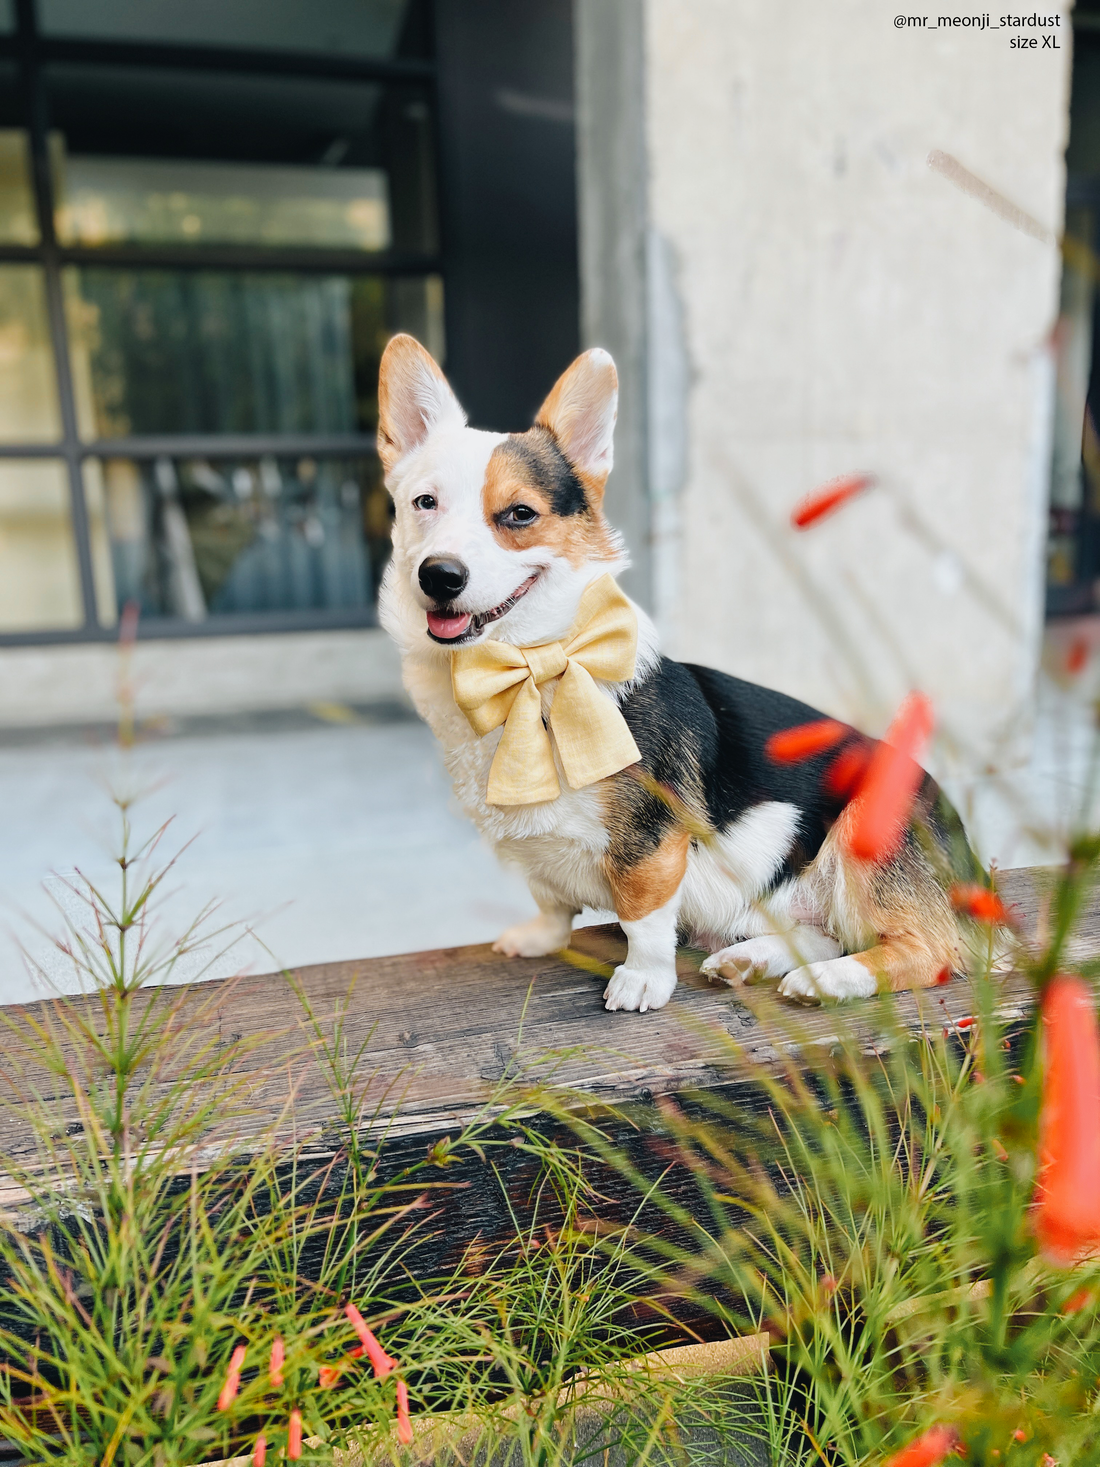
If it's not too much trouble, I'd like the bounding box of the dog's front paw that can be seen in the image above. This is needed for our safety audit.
[778,956,877,1004]
[603,965,677,1013]
[493,912,573,958]
[701,937,787,985]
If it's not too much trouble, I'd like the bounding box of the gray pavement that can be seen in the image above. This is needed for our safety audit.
[0,665,1097,1008]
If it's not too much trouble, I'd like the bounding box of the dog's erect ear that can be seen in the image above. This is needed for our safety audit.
[377,334,465,474]
[535,348,618,497]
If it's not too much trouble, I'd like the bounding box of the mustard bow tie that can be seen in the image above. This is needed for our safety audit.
[450,573,642,806]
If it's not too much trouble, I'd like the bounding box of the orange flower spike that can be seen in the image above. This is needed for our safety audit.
[344,1303,397,1379]
[765,719,847,765]
[217,1344,247,1412]
[823,740,872,797]
[1067,637,1089,675]
[396,1380,413,1446]
[1034,975,1100,1265]
[269,1336,285,1389]
[252,1436,266,1467]
[791,473,874,529]
[950,883,1008,925]
[288,1409,303,1461]
[883,1424,961,1467]
[845,692,935,864]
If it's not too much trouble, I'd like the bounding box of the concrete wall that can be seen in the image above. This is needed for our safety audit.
[0,629,406,728]
[591,0,1072,771]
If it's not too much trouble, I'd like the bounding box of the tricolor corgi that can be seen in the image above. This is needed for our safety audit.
[376,334,981,1012]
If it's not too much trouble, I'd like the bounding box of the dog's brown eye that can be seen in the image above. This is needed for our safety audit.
[501,503,538,528]
[413,494,437,511]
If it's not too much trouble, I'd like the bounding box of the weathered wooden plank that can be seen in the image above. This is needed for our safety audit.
[0,865,1065,1165]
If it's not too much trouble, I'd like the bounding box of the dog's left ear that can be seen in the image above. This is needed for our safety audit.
[535,348,618,499]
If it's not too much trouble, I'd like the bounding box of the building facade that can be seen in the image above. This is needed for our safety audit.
[0,0,1081,784]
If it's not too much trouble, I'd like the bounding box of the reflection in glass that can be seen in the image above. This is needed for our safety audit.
[55,155,391,251]
[38,0,425,60]
[0,267,62,442]
[66,268,445,439]
[0,461,84,631]
[0,131,39,245]
[94,455,391,622]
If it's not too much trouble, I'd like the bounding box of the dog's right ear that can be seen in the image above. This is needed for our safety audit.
[377,334,466,474]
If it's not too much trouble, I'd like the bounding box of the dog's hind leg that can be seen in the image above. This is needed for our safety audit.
[778,932,950,1003]
[701,927,842,985]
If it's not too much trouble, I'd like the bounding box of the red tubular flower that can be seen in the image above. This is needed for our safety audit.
[269,1336,285,1389]
[791,473,874,529]
[949,883,1008,925]
[845,692,934,864]
[217,1344,247,1412]
[396,1379,413,1446]
[883,1424,960,1467]
[288,1409,303,1460]
[1034,975,1100,1265]
[1067,637,1089,675]
[765,719,847,765]
[318,1365,341,1390]
[344,1304,397,1379]
[824,740,873,797]
[252,1436,266,1467]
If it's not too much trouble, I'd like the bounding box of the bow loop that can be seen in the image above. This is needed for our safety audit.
[450,574,642,806]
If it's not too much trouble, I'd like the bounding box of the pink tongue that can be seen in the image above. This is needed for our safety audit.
[427,610,473,639]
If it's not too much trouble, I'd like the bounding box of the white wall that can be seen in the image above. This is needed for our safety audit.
[0,628,405,728]
[643,0,1072,771]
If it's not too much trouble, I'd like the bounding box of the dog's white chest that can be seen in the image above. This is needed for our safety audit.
[400,651,613,910]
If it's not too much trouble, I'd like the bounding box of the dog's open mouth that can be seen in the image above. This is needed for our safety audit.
[426,573,540,645]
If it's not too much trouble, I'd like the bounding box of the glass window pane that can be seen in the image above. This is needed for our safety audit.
[0,461,84,631]
[65,267,444,439]
[93,454,390,622]
[0,267,62,443]
[47,68,438,255]
[55,155,390,251]
[38,0,431,61]
[0,131,40,245]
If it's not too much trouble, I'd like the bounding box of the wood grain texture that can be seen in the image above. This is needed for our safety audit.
[0,865,1070,1168]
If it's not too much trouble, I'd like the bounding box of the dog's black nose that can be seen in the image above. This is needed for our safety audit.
[418,556,469,602]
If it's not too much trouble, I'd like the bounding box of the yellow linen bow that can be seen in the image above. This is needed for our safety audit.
[450,573,642,806]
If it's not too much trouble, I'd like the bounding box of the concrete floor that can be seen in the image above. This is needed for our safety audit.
[0,660,1097,1008]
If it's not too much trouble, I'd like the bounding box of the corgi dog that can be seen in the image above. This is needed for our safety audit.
[376,334,980,1012]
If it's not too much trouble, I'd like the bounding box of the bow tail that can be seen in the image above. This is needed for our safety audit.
[486,675,562,806]
[551,663,642,790]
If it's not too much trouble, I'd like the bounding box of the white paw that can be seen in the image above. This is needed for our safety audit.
[493,912,573,958]
[603,965,677,1013]
[701,936,791,984]
[778,956,878,1004]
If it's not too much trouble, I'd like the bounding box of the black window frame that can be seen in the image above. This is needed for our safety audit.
[0,0,442,645]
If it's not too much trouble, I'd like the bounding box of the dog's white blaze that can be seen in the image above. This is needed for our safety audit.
[680,800,802,946]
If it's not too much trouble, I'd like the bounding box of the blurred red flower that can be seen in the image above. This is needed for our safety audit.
[824,740,873,797]
[1067,637,1089,675]
[217,1344,246,1412]
[883,1424,960,1467]
[791,473,874,528]
[269,1336,284,1389]
[845,692,934,864]
[288,1409,302,1460]
[396,1379,413,1445]
[344,1303,397,1379]
[1034,975,1100,1266]
[765,719,847,764]
[252,1435,266,1467]
[949,884,1008,925]
[318,1365,341,1390]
